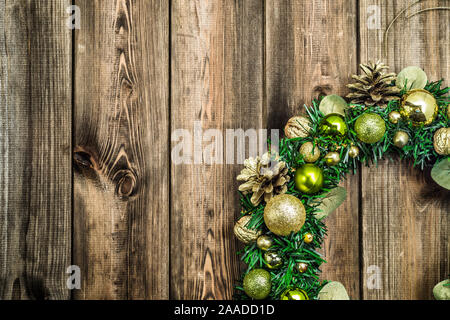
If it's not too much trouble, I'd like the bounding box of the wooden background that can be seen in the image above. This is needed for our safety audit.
[0,0,448,300]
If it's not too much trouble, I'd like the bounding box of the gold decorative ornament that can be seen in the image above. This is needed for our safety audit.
[348,145,360,159]
[303,233,314,244]
[256,235,274,251]
[319,114,348,137]
[237,152,290,206]
[280,289,309,300]
[284,116,311,139]
[319,94,348,117]
[297,262,308,273]
[264,251,283,269]
[355,112,386,144]
[264,194,306,236]
[396,66,428,90]
[399,89,438,126]
[447,106,450,119]
[393,130,409,148]
[346,61,401,107]
[294,164,324,194]
[388,111,402,124]
[234,215,262,244]
[324,152,341,166]
[299,142,321,163]
[433,128,450,155]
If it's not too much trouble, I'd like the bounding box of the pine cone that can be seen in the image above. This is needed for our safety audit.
[237,153,290,206]
[346,61,401,108]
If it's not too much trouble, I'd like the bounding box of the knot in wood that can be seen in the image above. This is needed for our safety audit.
[113,169,137,200]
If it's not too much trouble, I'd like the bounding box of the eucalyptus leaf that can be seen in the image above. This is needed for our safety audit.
[431,158,450,190]
[314,187,347,220]
[319,94,348,117]
[396,66,427,90]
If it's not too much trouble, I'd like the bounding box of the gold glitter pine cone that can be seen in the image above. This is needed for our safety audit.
[346,61,401,108]
[237,152,290,206]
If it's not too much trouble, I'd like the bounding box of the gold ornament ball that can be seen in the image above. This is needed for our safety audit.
[264,251,283,269]
[294,164,324,194]
[355,112,386,144]
[388,111,402,124]
[348,145,360,159]
[319,114,348,137]
[447,106,450,119]
[303,233,314,244]
[234,215,262,244]
[393,131,409,148]
[299,142,321,163]
[284,116,311,139]
[280,289,309,300]
[243,269,272,300]
[399,89,438,126]
[324,151,341,166]
[257,235,274,251]
[433,128,450,155]
[297,262,308,273]
[264,194,306,236]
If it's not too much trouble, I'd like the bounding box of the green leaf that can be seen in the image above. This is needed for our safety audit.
[313,187,347,220]
[431,158,450,190]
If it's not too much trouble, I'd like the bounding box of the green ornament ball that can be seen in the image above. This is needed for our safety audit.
[354,112,386,144]
[280,288,309,300]
[294,164,324,194]
[319,114,348,137]
[264,194,306,236]
[243,269,272,300]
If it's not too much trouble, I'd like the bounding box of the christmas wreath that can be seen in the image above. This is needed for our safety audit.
[233,61,450,300]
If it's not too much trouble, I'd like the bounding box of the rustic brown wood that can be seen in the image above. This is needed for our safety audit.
[265,0,361,299]
[73,0,169,299]
[359,0,449,299]
[0,0,72,299]
[170,0,264,299]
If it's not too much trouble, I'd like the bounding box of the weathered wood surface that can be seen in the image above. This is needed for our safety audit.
[265,0,361,299]
[170,0,264,299]
[0,0,448,300]
[0,1,72,299]
[359,0,449,299]
[73,0,169,299]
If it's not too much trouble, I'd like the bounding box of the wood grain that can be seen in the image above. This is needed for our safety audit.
[73,0,169,299]
[170,0,264,299]
[0,0,72,299]
[265,0,361,299]
[359,0,449,299]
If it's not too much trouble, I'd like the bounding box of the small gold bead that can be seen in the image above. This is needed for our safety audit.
[348,145,360,159]
[297,262,308,273]
[324,152,340,166]
[388,111,402,124]
[393,130,409,148]
[256,235,273,251]
[303,233,314,244]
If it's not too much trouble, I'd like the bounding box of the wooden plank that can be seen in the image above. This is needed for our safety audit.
[73,0,169,299]
[170,0,264,299]
[359,0,449,299]
[265,0,361,299]
[0,0,72,299]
